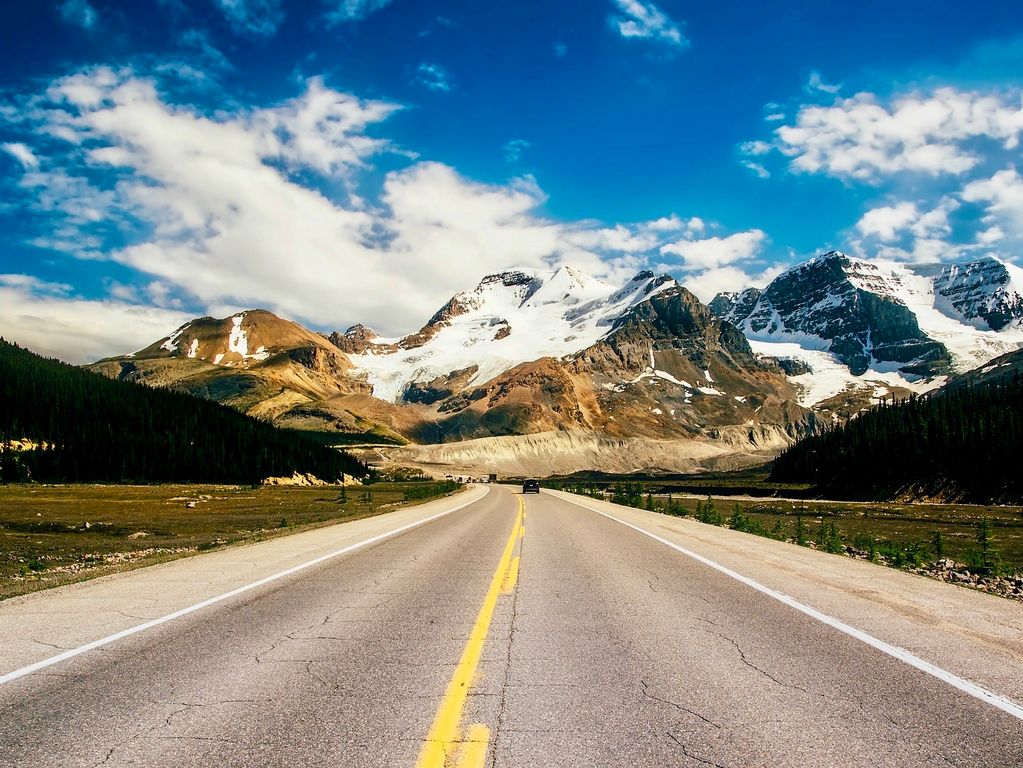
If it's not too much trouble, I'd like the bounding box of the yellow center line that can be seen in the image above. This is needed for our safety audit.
[453,724,490,768]
[501,556,520,595]
[414,495,525,768]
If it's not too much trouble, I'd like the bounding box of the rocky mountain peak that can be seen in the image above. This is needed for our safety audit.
[931,256,1023,331]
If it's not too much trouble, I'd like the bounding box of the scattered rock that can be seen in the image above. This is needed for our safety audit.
[261,472,333,487]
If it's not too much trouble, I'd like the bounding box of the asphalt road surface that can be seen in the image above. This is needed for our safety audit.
[2,486,1022,767]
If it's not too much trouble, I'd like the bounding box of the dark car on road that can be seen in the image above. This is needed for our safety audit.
[522,479,540,494]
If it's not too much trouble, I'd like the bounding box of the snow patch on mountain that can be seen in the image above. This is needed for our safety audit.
[351,266,676,403]
[161,324,188,353]
[226,314,270,363]
[748,340,940,406]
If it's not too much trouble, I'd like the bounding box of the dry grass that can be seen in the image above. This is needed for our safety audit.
[0,482,456,600]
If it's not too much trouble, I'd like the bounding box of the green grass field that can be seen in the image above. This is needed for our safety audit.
[670,496,1023,572]
[0,481,458,600]
[557,481,1023,574]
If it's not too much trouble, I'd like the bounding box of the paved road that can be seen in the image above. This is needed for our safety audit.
[1,486,1022,767]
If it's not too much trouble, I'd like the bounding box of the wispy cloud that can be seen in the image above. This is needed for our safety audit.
[805,70,841,95]
[325,0,394,25]
[2,142,39,169]
[608,0,687,48]
[415,62,452,92]
[57,0,98,30]
[214,0,283,38]
[503,139,530,163]
[742,161,770,179]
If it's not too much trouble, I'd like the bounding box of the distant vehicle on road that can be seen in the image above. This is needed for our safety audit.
[522,479,540,494]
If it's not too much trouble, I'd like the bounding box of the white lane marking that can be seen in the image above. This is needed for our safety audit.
[0,488,491,686]
[551,490,1023,721]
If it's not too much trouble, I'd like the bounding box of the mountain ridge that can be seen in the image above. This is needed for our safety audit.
[84,253,1023,475]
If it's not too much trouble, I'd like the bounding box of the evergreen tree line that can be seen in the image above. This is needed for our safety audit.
[0,340,366,484]
[770,373,1023,502]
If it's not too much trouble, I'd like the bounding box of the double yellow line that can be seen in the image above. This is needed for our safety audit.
[414,496,526,768]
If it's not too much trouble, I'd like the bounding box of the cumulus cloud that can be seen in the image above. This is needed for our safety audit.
[657,229,774,301]
[748,87,1023,182]
[962,166,1023,236]
[214,0,283,38]
[58,0,98,30]
[660,229,767,270]
[325,0,394,24]
[608,0,687,48]
[851,197,962,263]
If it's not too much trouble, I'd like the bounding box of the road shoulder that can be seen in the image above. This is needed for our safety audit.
[547,489,1023,706]
[0,485,489,680]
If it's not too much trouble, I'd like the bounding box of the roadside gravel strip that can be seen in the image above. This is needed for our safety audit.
[547,488,1023,719]
[0,485,489,682]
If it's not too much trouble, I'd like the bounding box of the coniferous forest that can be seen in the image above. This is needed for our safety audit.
[770,374,1023,503]
[0,340,366,484]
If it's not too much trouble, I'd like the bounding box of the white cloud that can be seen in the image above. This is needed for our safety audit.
[977,225,1005,244]
[214,0,283,38]
[962,166,1023,235]
[58,0,97,30]
[4,67,721,358]
[852,198,961,262]
[0,274,72,294]
[608,0,687,48]
[0,281,190,364]
[325,0,394,24]
[806,71,841,95]
[752,87,1023,182]
[856,201,921,242]
[676,264,785,303]
[657,229,774,300]
[415,62,452,92]
[742,161,770,179]
[1,142,39,169]
[660,229,767,270]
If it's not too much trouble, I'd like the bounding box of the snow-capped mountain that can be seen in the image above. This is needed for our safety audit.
[929,256,1023,332]
[347,266,676,403]
[711,252,1023,408]
[90,266,812,473]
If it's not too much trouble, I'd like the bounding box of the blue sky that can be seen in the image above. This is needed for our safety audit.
[2,0,1023,361]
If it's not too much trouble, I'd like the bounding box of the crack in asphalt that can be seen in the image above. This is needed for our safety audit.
[707,630,824,700]
[89,746,116,768]
[31,638,72,651]
[640,680,722,729]
[667,731,729,768]
[489,517,526,767]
